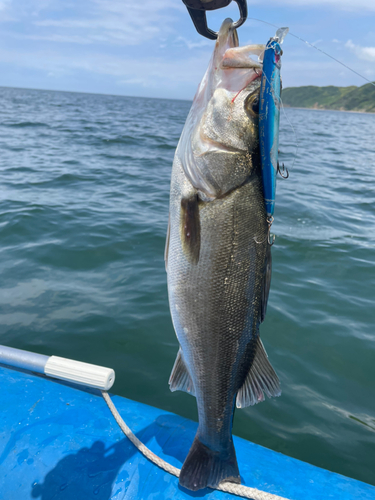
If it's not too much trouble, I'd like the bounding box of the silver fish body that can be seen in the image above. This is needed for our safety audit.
[165,19,281,491]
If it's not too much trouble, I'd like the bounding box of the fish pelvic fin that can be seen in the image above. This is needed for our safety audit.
[169,348,196,397]
[236,337,281,408]
[179,435,240,491]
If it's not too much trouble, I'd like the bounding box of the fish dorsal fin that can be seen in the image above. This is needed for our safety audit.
[236,337,281,408]
[169,348,196,397]
[260,244,272,323]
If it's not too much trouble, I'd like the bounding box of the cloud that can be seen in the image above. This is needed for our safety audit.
[1,0,183,46]
[0,44,211,95]
[346,40,375,62]
[175,36,212,50]
[13,33,93,44]
[1,0,374,99]
[253,0,375,10]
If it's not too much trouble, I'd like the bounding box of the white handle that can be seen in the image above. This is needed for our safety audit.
[45,356,115,390]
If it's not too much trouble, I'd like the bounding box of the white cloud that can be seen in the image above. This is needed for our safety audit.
[346,40,375,62]
[15,33,93,44]
[0,44,211,94]
[1,0,373,99]
[254,0,375,10]
[1,0,183,46]
[175,36,212,50]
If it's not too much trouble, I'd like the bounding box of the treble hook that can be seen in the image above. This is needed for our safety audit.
[277,160,289,179]
[267,216,275,245]
[254,216,275,246]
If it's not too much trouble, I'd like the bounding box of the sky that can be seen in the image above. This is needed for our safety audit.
[0,0,374,100]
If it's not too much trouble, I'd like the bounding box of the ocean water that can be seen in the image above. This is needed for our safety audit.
[1,86,374,487]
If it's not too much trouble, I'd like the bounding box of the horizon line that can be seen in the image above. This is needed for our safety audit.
[2,82,372,102]
[0,85,193,103]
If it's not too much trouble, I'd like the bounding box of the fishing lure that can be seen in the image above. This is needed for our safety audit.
[259,27,289,237]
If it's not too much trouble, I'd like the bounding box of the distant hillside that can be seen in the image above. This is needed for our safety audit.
[282,83,375,113]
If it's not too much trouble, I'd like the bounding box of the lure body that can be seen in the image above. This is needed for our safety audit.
[259,33,285,218]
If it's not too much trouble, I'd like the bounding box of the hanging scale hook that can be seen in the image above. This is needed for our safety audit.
[182,0,248,40]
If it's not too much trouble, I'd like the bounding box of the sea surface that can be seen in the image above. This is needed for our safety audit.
[1,86,374,487]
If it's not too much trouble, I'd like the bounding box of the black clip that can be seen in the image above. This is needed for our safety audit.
[182,0,248,40]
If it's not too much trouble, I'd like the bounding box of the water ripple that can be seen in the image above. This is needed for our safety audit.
[0,87,374,486]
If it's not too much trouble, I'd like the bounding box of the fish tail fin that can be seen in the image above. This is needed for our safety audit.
[179,435,240,491]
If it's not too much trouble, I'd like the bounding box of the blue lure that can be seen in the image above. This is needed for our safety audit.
[259,28,288,223]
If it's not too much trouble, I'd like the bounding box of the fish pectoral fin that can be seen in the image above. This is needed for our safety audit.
[169,348,196,397]
[180,195,200,265]
[236,337,281,408]
[260,244,272,323]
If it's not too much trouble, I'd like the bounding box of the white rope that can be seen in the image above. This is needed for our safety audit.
[101,391,290,500]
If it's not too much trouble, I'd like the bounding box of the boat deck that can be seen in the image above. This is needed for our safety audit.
[1,364,374,500]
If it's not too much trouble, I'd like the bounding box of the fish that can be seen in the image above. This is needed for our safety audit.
[165,18,281,492]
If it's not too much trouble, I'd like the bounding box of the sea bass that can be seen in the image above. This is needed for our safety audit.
[165,19,281,491]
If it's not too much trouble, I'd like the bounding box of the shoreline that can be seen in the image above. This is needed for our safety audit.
[282,105,375,115]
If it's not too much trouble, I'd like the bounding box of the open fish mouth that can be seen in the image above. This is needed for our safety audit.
[221,46,264,71]
[214,18,264,86]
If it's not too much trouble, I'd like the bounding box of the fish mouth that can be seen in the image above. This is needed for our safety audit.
[221,51,263,71]
[213,18,264,68]
[211,19,264,92]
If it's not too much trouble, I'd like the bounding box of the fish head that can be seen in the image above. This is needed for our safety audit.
[179,18,265,198]
[195,77,261,157]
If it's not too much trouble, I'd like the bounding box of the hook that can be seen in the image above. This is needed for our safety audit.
[182,0,248,40]
[267,216,275,245]
[277,160,289,179]
[254,216,275,246]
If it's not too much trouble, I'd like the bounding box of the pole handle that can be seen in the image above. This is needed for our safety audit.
[45,356,115,391]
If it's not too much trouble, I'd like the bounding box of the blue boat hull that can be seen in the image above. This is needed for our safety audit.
[1,365,374,500]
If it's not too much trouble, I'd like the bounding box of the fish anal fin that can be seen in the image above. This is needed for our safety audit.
[169,348,196,397]
[236,337,281,408]
[180,195,200,265]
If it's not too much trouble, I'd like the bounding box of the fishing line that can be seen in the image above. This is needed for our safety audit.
[279,93,299,172]
[248,17,375,89]
[279,98,299,172]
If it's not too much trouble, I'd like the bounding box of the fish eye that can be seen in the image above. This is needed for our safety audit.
[244,93,260,117]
